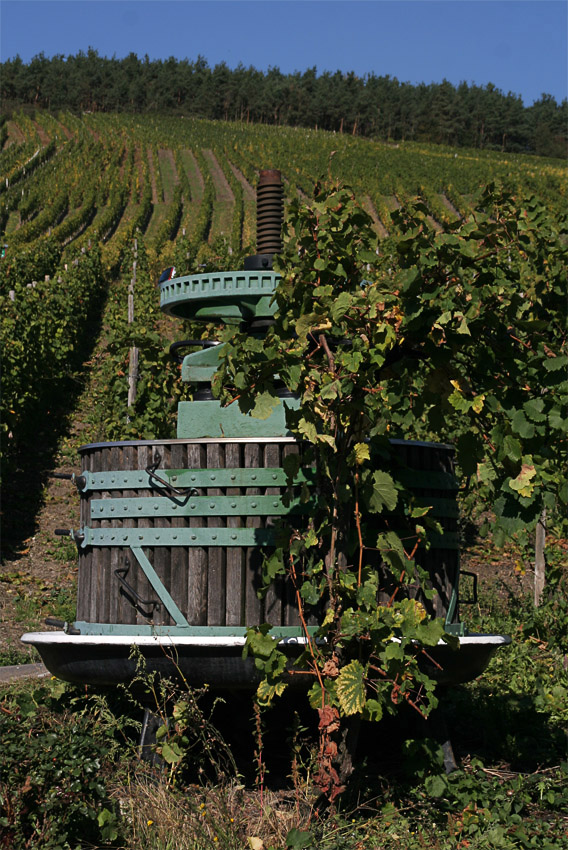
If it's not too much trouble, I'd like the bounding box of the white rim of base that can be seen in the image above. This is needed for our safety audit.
[21,632,511,648]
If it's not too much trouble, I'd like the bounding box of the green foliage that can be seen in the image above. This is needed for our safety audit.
[0,236,62,295]
[212,178,566,800]
[0,679,122,849]
[87,235,182,440]
[0,243,106,471]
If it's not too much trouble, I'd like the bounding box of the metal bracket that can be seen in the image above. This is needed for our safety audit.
[145,451,198,499]
[115,557,161,620]
[127,547,189,628]
[458,570,478,605]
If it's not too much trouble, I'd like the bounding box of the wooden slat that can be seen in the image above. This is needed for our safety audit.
[264,442,283,627]
[225,442,244,626]
[170,443,188,625]
[136,444,154,626]
[206,442,225,625]
[244,443,263,625]
[109,444,123,624]
[154,443,171,626]
[187,442,207,624]
[282,443,301,626]
[120,445,137,625]
[77,450,93,622]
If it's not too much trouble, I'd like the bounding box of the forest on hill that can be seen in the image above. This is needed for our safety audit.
[1,49,567,158]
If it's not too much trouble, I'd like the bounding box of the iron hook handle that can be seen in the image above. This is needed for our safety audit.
[145,451,198,498]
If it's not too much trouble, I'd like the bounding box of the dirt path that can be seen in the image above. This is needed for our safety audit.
[385,194,400,211]
[54,118,74,141]
[202,149,234,202]
[146,146,160,204]
[362,195,389,239]
[6,120,25,146]
[31,120,50,147]
[0,662,49,682]
[132,144,144,203]
[180,150,204,202]
[440,193,461,219]
[0,430,82,652]
[227,160,255,201]
[158,149,179,204]
[427,214,442,232]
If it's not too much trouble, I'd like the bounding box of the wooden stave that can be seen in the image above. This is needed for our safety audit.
[77,439,458,627]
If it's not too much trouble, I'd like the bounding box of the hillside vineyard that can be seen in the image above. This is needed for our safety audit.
[2,52,567,157]
[1,110,566,471]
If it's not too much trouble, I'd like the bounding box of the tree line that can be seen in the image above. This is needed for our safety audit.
[1,49,566,158]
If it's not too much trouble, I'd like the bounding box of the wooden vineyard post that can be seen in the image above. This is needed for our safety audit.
[534,508,546,607]
[127,239,138,414]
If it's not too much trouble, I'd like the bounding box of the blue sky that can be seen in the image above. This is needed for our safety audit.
[1,1,566,107]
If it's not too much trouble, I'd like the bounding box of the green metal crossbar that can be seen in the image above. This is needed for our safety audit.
[80,467,316,493]
[91,494,305,520]
[80,467,456,493]
[80,526,458,549]
[81,527,276,548]
[90,494,457,521]
[128,547,189,627]
[73,622,314,637]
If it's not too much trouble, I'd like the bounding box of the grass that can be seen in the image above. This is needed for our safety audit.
[1,572,567,850]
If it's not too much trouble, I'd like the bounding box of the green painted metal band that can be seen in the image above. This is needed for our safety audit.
[129,547,190,628]
[73,622,314,638]
[81,527,276,548]
[92,494,305,520]
[90,494,456,521]
[81,468,456,494]
[80,467,315,493]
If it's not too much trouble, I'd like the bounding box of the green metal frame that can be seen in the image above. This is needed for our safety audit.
[73,622,315,638]
[91,494,304,519]
[176,398,300,439]
[129,546,189,627]
[79,466,316,493]
[160,271,280,323]
[81,527,276,547]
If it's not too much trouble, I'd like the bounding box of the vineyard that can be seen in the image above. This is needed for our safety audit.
[2,111,566,453]
[1,112,567,850]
